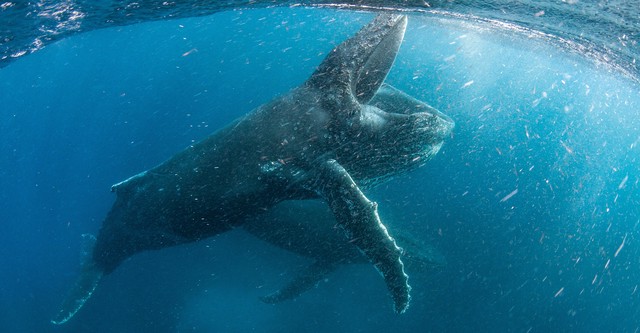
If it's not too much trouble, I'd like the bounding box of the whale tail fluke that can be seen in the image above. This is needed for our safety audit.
[51,234,103,325]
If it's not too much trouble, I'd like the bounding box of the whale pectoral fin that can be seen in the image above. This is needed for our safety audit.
[307,14,407,105]
[51,260,103,324]
[306,159,410,313]
[261,260,337,304]
[51,235,104,325]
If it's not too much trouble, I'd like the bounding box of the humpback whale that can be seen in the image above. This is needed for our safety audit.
[243,199,447,303]
[52,14,454,324]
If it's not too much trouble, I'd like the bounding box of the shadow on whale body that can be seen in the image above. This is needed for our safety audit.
[52,13,454,324]
[243,199,447,304]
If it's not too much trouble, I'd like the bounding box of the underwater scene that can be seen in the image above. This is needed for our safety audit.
[1,1,639,332]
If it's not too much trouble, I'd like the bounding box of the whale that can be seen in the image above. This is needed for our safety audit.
[243,199,447,303]
[52,13,454,324]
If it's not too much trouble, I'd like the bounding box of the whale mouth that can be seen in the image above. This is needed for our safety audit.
[369,83,455,139]
[415,103,455,134]
[414,107,455,142]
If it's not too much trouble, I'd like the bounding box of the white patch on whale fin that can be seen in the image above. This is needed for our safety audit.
[260,260,337,304]
[51,234,104,325]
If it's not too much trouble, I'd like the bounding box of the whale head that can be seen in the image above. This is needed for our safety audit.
[306,14,454,187]
[352,83,454,187]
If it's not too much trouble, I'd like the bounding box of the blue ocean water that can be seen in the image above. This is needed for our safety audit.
[1,4,639,333]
